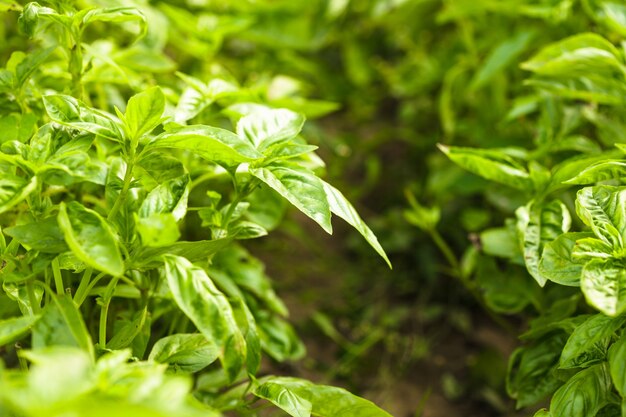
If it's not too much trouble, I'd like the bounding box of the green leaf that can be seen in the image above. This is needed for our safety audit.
[162,255,246,381]
[81,7,147,39]
[559,314,625,368]
[255,377,393,417]
[4,216,68,253]
[32,295,94,357]
[564,160,626,185]
[250,164,332,234]
[584,0,626,37]
[480,227,523,260]
[148,125,262,167]
[57,201,124,277]
[43,95,123,142]
[516,200,571,287]
[438,145,533,191]
[608,330,626,396]
[576,186,626,248]
[124,86,165,140]
[149,334,220,373]
[139,174,189,221]
[107,307,148,350]
[15,46,55,87]
[323,181,390,267]
[539,232,592,286]
[549,364,612,417]
[507,333,568,409]
[254,381,312,417]
[581,258,626,316]
[136,214,180,247]
[0,174,37,214]
[236,108,305,150]
[471,30,535,90]
[522,33,623,76]
[0,315,40,347]
[131,238,231,268]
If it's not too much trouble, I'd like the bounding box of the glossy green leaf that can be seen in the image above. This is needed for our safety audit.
[254,381,312,417]
[576,186,626,248]
[522,33,623,76]
[32,295,94,357]
[43,95,123,142]
[255,377,393,417]
[0,175,37,214]
[131,238,231,267]
[149,334,220,373]
[549,364,612,417]
[559,314,625,368]
[139,174,189,221]
[323,181,390,267]
[107,307,148,350]
[471,30,535,90]
[162,255,245,381]
[608,330,626,396]
[581,259,626,316]
[564,160,626,185]
[148,125,262,166]
[539,232,592,286]
[4,216,68,253]
[136,214,180,247]
[236,108,305,150]
[516,200,571,287]
[0,315,40,347]
[507,333,568,409]
[124,86,165,140]
[438,145,532,190]
[81,7,147,39]
[57,201,124,277]
[15,46,55,87]
[250,164,332,234]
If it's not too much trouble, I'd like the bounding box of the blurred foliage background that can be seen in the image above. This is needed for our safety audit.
[3,0,622,415]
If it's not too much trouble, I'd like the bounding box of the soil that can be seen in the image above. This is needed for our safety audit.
[249,212,533,417]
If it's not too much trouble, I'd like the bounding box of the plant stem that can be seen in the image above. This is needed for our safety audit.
[99,276,120,348]
[73,267,93,305]
[51,257,64,295]
[108,155,135,221]
[75,272,106,307]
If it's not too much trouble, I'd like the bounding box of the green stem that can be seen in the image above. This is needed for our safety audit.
[108,155,135,221]
[51,257,64,295]
[99,276,120,348]
[73,267,93,305]
[75,272,106,307]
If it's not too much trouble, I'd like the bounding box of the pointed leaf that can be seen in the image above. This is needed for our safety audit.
[148,125,262,166]
[139,174,189,221]
[162,255,246,381]
[0,175,37,214]
[237,108,305,150]
[43,95,123,142]
[550,364,612,417]
[439,144,532,190]
[0,315,40,347]
[539,232,592,286]
[322,181,390,267]
[124,86,165,140]
[57,201,124,276]
[581,258,626,316]
[250,164,331,233]
[560,314,625,368]
[149,334,220,373]
[254,381,312,417]
[256,377,393,417]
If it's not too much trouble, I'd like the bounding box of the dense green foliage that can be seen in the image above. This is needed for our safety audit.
[7,0,626,416]
[0,1,392,416]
